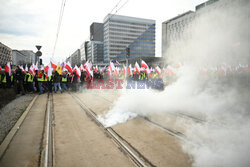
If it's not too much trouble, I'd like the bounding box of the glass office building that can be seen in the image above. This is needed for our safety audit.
[103,14,155,63]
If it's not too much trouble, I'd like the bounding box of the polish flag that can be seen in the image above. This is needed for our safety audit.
[65,62,73,74]
[62,61,66,68]
[35,62,38,71]
[141,60,149,69]
[5,62,11,76]
[25,64,28,72]
[94,65,98,72]
[85,62,93,77]
[122,65,126,76]
[50,58,57,69]
[19,65,24,72]
[115,60,120,65]
[135,62,140,74]
[114,67,119,78]
[110,61,115,72]
[155,66,162,78]
[128,64,133,76]
[73,65,81,78]
[79,64,83,71]
[29,64,34,75]
[45,63,53,78]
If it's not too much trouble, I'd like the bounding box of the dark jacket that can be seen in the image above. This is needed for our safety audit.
[53,72,61,83]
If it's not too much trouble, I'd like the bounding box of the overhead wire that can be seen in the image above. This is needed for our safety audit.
[52,0,67,57]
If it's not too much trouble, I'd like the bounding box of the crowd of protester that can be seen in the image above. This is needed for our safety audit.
[0,64,165,95]
[1,61,249,95]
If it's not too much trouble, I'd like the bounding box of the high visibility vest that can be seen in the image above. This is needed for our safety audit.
[152,73,158,79]
[37,74,45,82]
[47,76,52,82]
[11,75,13,82]
[139,73,147,80]
[62,77,67,82]
[27,74,33,82]
[2,74,7,83]
[118,73,124,79]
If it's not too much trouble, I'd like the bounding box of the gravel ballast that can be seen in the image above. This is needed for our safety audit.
[0,94,35,144]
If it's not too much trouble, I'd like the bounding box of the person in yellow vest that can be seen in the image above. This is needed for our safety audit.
[118,71,125,80]
[138,71,148,81]
[37,70,45,94]
[0,70,3,88]
[1,71,9,89]
[25,71,34,92]
[61,71,68,92]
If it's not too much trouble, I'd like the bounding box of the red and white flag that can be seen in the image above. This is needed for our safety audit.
[128,64,133,76]
[122,65,126,76]
[84,61,93,77]
[50,58,57,69]
[135,62,140,74]
[110,61,115,72]
[5,62,11,76]
[35,62,38,71]
[65,62,73,74]
[115,60,120,65]
[44,63,53,78]
[107,68,112,79]
[73,65,81,78]
[79,64,84,71]
[25,64,28,72]
[114,67,119,78]
[29,64,34,75]
[141,60,149,69]
[94,65,98,72]
[155,66,162,78]
[62,61,66,68]
[19,65,24,72]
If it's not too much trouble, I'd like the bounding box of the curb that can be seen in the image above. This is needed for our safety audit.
[0,95,38,159]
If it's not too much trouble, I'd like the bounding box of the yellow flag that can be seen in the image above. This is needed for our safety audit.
[56,63,62,75]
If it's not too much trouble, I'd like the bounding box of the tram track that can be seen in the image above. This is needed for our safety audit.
[0,93,53,167]
[71,93,155,167]
[92,92,198,142]
[39,93,54,167]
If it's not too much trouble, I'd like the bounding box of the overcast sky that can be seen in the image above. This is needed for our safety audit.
[0,0,206,64]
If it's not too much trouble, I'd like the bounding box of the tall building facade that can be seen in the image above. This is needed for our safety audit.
[103,14,156,63]
[67,49,81,66]
[162,11,195,59]
[87,41,104,63]
[0,42,12,66]
[19,50,35,65]
[12,50,26,66]
[90,23,104,42]
[161,0,245,59]
[80,41,89,63]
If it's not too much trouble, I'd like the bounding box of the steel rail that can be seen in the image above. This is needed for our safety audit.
[71,93,150,167]
[42,93,53,167]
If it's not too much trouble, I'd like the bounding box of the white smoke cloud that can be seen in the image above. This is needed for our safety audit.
[98,0,250,166]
